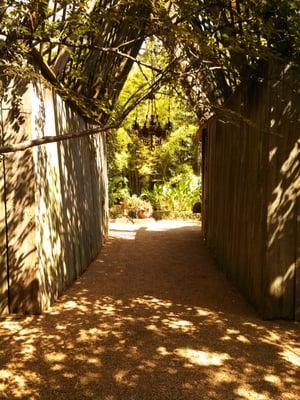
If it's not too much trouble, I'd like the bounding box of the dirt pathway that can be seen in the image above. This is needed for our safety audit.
[0,220,299,400]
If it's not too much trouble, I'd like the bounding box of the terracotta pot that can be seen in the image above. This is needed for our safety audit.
[137,209,146,219]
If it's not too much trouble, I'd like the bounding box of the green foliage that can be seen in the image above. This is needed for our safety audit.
[108,37,201,219]
[108,114,200,208]
[0,1,152,122]
[148,0,300,118]
[108,176,130,207]
[143,170,201,213]
[126,195,153,215]
[110,194,153,219]
[3,1,299,124]
[108,119,199,186]
[152,124,198,180]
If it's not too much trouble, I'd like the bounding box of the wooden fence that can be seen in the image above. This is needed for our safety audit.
[202,63,300,320]
[0,80,108,314]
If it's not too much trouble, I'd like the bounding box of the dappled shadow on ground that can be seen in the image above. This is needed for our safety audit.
[0,221,299,400]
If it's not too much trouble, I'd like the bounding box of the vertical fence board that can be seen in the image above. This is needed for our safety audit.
[3,81,40,313]
[202,62,299,319]
[265,64,300,319]
[295,193,300,321]
[0,156,8,314]
[0,79,109,315]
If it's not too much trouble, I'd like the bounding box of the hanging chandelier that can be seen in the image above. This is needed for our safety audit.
[131,93,172,149]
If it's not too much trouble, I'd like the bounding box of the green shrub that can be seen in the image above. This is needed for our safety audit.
[110,194,153,219]
[143,172,201,217]
[125,195,153,218]
[108,176,130,206]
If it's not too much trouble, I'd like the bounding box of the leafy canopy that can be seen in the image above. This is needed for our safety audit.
[1,0,299,125]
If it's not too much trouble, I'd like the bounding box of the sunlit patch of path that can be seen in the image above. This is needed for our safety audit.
[0,220,299,400]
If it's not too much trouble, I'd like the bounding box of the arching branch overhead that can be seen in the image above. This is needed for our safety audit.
[1,0,299,123]
[1,0,151,122]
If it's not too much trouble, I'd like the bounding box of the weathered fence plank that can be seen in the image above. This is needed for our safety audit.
[202,62,299,320]
[0,80,108,314]
[0,156,9,314]
[264,64,300,319]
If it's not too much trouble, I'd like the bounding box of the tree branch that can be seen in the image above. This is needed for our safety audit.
[40,39,161,73]
[116,58,178,122]
[0,123,120,155]
[0,56,178,155]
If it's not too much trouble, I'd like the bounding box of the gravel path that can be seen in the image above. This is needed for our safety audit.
[0,220,299,400]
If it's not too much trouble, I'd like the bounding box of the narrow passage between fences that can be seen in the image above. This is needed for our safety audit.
[0,220,299,400]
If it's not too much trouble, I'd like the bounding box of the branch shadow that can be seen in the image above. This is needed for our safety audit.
[0,222,298,400]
